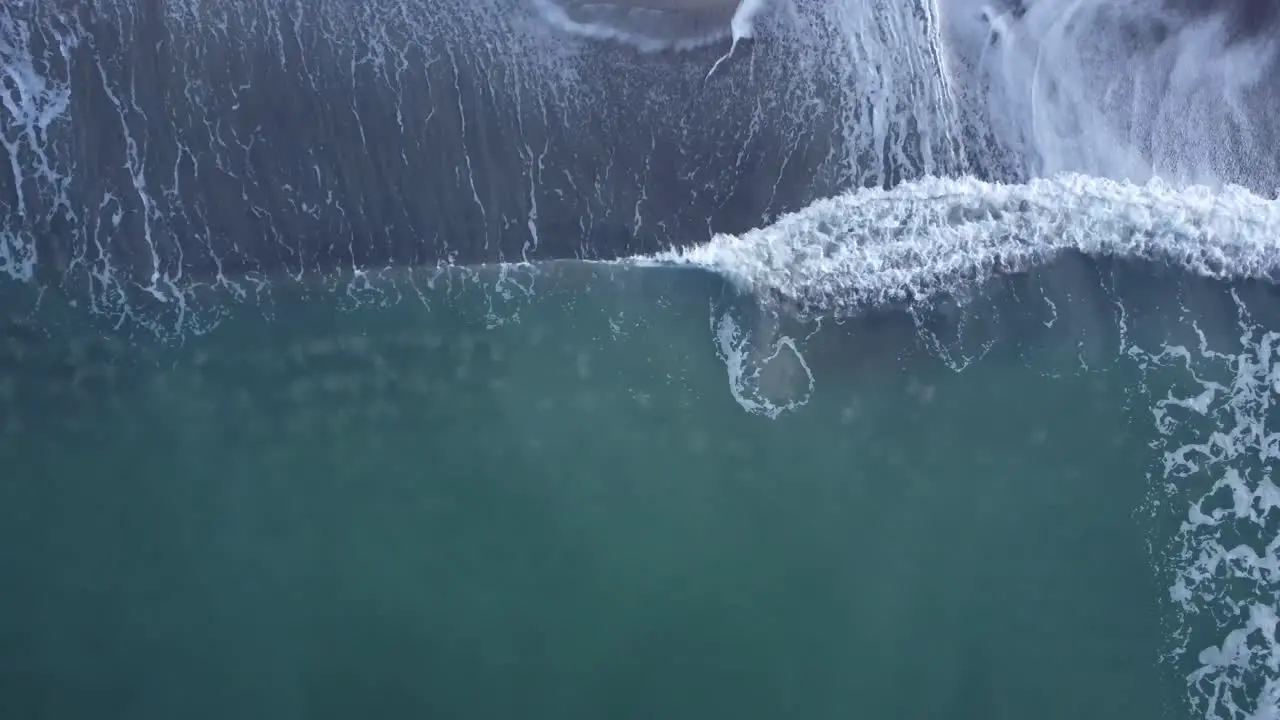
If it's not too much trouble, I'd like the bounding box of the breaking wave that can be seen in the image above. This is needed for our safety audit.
[647,173,1280,317]
[651,172,1280,719]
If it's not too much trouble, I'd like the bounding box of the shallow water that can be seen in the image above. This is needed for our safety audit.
[5,256,1270,719]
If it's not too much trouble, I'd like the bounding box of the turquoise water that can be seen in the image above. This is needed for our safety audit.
[1,257,1275,719]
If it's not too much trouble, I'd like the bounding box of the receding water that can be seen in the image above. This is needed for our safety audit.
[8,256,1273,719]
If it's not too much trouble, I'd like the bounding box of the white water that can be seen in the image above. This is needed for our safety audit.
[649,173,1280,315]
[1139,297,1280,720]
[939,0,1280,190]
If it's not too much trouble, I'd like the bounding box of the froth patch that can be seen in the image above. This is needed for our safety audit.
[949,0,1280,190]
[531,0,747,51]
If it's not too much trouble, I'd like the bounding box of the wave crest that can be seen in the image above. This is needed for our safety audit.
[648,173,1280,315]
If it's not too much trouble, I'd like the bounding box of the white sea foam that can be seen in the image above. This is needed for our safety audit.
[529,0,764,52]
[940,0,1280,192]
[1138,296,1280,719]
[646,172,1280,316]
[710,305,813,419]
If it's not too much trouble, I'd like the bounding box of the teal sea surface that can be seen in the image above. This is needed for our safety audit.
[3,255,1274,719]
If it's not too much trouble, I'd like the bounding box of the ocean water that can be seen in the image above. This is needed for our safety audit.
[3,1,1280,719]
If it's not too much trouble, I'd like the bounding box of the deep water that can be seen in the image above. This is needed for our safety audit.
[3,256,1275,719]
